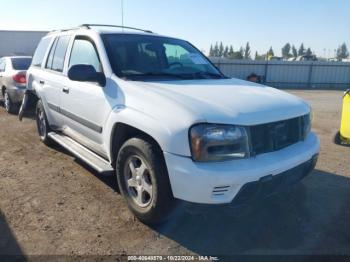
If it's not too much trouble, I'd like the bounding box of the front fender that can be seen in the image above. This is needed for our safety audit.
[103,106,193,160]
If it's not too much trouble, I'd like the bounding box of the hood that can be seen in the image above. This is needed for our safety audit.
[130,78,310,126]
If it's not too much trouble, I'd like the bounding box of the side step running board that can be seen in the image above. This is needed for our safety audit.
[48,132,114,174]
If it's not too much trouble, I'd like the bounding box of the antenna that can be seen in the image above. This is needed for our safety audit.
[121,0,124,31]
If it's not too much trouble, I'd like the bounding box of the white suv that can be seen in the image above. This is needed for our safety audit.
[23,24,320,224]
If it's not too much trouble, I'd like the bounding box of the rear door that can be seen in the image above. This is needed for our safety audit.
[40,35,71,128]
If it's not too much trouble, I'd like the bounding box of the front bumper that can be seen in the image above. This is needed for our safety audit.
[164,132,320,204]
[231,154,317,206]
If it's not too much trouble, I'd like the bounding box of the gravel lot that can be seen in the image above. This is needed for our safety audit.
[0,90,349,258]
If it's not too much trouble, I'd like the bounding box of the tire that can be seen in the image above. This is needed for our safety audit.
[36,100,53,146]
[334,131,350,147]
[116,137,177,225]
[333,131,342,145]
[3,89,18,114]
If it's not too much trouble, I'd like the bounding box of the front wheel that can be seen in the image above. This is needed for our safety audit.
[116,137,177,225]
[36,100,52,146]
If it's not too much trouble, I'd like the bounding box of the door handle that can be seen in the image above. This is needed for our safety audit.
[62,87,70,94]
[39,80,45,85]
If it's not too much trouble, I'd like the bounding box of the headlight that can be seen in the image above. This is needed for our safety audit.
[302,113,312,139]
[189,124,250,162]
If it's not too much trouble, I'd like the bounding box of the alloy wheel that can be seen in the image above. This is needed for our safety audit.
[37,107,47,138]
[4,92,10,112]
[124,155,153,208]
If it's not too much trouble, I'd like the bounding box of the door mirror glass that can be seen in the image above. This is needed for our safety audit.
[68,64,106,86]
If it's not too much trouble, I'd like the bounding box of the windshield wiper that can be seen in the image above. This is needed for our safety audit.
[127,72,187,80]
[193,71,225,79]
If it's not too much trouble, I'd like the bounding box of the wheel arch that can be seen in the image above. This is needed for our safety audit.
[110,122,165,168]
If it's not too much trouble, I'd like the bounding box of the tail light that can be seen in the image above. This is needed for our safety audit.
[13,73,26,84]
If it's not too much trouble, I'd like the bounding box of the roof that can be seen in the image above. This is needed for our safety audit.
[48,24,157,36]
[43,24,183,42]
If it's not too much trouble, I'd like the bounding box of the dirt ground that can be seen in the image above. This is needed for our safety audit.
[0,90,349,258]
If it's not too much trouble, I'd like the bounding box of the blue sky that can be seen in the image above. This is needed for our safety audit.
[0,0,348,57]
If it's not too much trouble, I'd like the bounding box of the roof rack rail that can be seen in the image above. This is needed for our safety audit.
[48,25,89,34]
[79,24,154,34]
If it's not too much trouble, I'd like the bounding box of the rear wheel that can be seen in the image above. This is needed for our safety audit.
[116,137,177,225]
[36,100,52,146]
[3,89,17,114]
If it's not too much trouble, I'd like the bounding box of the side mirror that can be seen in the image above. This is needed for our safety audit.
[68,64,106,86]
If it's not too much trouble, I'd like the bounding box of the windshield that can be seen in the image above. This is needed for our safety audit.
[11,58,32,70]
[102,34,225,81]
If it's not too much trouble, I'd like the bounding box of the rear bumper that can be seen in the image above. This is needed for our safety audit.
[164,132,320,204]
[7,87,25,103]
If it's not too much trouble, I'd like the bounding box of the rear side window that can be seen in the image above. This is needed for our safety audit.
[0,59,5,72]
[51,36,71,72]
[11,58,32,70]
[32,37,52,67]
[69,38,102,72]
[45,38,58,70]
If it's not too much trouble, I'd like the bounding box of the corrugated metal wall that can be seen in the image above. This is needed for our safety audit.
[0,30,48,57]
[211,58,350,89]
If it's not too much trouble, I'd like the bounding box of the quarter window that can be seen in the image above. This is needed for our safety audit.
[69,38,102,72]
[0,59,5,72]
[32,37,52,67]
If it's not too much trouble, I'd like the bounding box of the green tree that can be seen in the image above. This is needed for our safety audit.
[255,51,265,60]
[244,42,251,59]
[209,45,214,57]
[230,47,244,59]
[267,47,274,57]
[281,43,291,58]
[305,48,312,56]
[213,42,219,57]
[228,45,234,58]
[298,43,305,56]
[292,45,298,58]
[219,42,224,57]
[238,47,244,59]
[224,46,229,58]
[336,43,349,60]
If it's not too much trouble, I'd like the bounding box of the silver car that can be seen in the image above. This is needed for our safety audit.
[0,56,32,113]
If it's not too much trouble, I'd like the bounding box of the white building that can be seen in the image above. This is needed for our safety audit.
[0,30,48,57]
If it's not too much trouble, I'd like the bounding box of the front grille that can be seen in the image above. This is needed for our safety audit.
[249,115,308,156]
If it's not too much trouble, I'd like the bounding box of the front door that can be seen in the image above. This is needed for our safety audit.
[60,36,112,157]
